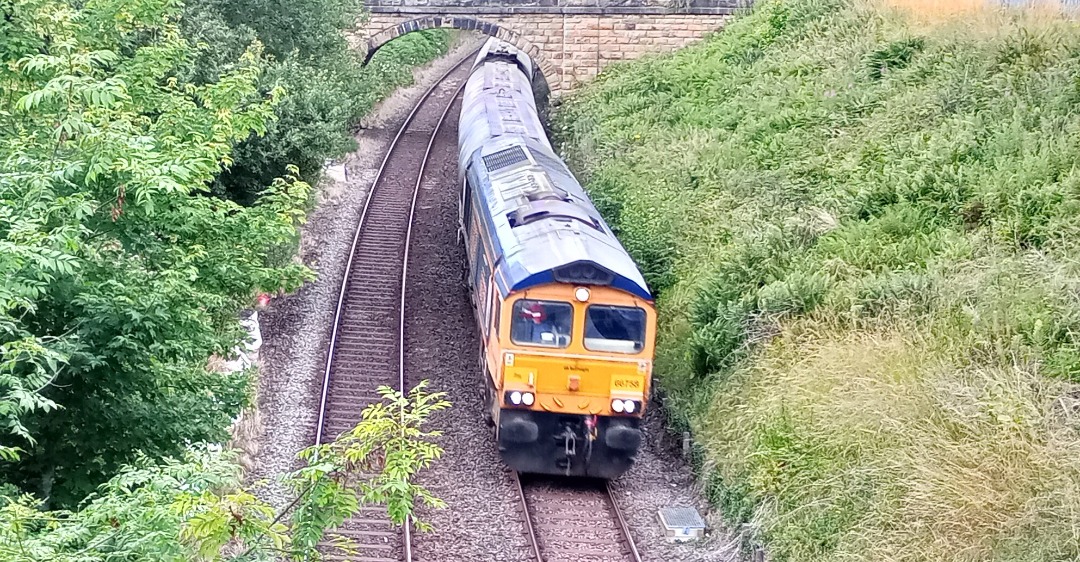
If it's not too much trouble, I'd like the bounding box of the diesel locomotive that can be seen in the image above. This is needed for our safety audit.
[457,39,657,479]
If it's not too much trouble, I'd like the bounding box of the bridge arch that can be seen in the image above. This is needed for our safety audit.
[363,16,558,92]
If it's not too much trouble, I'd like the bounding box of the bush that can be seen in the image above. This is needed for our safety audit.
[556,0,1080,559]
[0,0,448,507]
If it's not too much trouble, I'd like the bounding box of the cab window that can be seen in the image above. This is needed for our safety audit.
[584,305,646,354]
[511,299,573,348]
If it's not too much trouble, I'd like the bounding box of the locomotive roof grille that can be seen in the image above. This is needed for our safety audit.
[483,146,529,172]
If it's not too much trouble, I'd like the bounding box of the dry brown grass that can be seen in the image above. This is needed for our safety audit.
[881,0,1075,24]
[228,406,263,476]
[883,0,990,17]
[703,321,1080,561]
[207,354,263,476]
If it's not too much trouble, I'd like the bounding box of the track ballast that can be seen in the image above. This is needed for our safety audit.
[311,52,473,562]
[515,472,643,562]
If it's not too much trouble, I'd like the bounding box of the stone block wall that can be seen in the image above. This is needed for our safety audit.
[356,3,737,93]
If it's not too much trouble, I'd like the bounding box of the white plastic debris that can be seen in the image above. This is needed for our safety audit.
[222,311,262,374]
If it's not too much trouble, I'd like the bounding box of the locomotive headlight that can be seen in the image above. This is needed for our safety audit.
[505,390,535,407]
[611,399,640,414]
[612,399,625,413]
[623,400,636,414]
[575,287,591,302]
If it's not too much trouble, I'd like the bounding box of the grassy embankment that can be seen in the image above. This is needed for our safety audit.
[555,1,1080,560]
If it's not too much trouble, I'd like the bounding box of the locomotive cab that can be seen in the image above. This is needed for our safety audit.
[490,283,656,478]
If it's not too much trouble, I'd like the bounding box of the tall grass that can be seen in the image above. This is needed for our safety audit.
[555,0,1080,560]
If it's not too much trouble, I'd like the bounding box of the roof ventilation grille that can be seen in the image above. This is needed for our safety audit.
[483,146,528,172]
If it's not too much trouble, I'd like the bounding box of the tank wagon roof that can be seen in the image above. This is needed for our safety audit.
[458,48,549,175]
[465,135,652,301]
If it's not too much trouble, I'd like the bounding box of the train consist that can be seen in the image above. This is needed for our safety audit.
[457,39,657,479]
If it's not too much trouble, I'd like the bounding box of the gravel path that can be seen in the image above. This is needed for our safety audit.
[248,36,486,508]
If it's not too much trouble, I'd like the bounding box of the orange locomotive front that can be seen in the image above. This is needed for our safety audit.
[482,285,656,478]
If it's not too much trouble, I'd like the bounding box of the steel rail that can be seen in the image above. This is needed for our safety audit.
[313,51,475,449]
[514,472,644,562]
[310,49,477,562]
[512,472,545,562]
[398,75,469,562]
[606,482,644,562]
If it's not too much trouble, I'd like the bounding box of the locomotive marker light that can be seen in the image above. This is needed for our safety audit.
[575,287,591,302]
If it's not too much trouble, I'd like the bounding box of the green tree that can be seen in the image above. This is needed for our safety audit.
[179,0,450,203]
[0,0,311,505]
[0,383,449,561]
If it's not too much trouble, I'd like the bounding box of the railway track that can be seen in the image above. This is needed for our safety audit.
[514,472,643,562]
[312,52,474,562]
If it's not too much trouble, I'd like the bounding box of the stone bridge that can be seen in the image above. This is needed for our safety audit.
[355,0,743,93]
